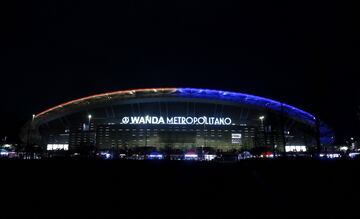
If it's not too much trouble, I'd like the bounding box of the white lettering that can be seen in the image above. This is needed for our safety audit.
[186,117,193,124]
[224,118,232,125]
[219,118,225,125]
[126,116,232,125]
[131,117,140,124]
[198,117,205,125]
[151,117,157,124]
[174,117,180,124]
[209,117,214,125]
[181,117,186,125]
[139,117,145,124]
[167,117,174,124]
[145,116,151,124]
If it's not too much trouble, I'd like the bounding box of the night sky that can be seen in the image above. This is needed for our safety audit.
[0,0,359,143]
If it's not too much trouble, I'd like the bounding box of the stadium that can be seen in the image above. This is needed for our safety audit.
[22,88,334,159]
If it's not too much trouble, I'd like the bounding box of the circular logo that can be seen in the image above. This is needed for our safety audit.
[122,117,129,124]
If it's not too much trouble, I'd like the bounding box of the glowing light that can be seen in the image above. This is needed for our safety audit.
[99,152,112,159]
[0,149,9,156]
[36,88,315,124]
[185,153,198,160]
[122,116,232,125]
[2,144,12,148]
[339,146,348,151]
[177,88,316,125]
[238,151,252,160]
[204,154,217,161]
[285,146,307,152]
[319,153,341,159]
[47,144,69,151]
[260,151,274,158]
[148,152,163,160]
[35,88,177,118]
[349,153,360,158]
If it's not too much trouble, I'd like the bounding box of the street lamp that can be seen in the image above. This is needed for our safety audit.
[88,114,92,130]
[350,137,355,151]
[259,115,266,148]
[259,116,265,122]
[87,114,94,157]
[203,122,207,160]
[27,114,36,159]
[259,116,265,131]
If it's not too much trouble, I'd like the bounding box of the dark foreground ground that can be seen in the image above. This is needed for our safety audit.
[1,158,359,218]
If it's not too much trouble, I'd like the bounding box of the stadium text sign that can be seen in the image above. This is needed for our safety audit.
[121,116,232,126]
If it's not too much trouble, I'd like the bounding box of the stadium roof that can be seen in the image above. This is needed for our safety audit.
[34,87,316,125]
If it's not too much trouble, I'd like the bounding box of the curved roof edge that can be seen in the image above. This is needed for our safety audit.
[30,87,334,145]
[177,88,316,125]
[35,87,316,124]
[35,88,178,118]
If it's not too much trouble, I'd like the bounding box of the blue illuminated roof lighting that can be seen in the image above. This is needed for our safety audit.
[177,88,316,125]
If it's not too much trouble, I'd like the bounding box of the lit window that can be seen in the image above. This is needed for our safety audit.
[47,144,69,151]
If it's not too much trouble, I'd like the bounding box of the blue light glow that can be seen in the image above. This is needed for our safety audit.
[177,88,315,124]
[148,152,164,160]
[99,152,112,159]
[349,153,360,159]
[177,88,334,144]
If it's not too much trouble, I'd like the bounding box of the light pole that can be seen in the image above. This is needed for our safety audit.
[26,114,35,159]
[259,116,265,148]
[350,137,355,151]
[87,114,94,157]
[203,122,206,160]
[259,116,265,124]
[145,128,148,147]
[88,114,92,130]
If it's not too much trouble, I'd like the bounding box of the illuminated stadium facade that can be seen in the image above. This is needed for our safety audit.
[22,88,334,157]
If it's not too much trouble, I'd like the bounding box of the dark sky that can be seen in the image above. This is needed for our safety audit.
[0,0,359,143]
